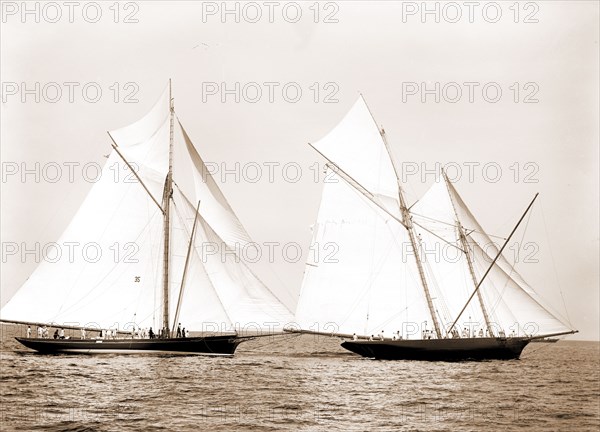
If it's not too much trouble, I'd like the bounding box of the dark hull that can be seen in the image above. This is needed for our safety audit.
[341,337,531,361]
[15,336,242,356]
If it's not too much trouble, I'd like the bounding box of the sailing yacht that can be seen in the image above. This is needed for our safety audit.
[287,95,576,361]
[1,82,293,355]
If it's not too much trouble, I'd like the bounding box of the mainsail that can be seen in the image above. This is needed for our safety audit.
[295,168,428,337]
[294,95,573,340]
[1,84,293,333]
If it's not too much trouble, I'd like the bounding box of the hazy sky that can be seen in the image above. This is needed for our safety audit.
[1,1,598,340]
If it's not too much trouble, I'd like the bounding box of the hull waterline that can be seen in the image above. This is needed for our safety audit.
[15,336,243,356]
[340,337,531,361]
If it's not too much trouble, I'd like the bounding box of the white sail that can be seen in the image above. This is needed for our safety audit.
[1,87,172,330]
[410,179,571,336]
[0,154,166,330]
[295,169,432,338]
[169,186,294,332]
[172,120,255,249]
[312,95,400,218]
[469,241,570,335]
[1,84,293,332]
[295,95,573,340]
[166,189,234,331]
[410,180,488,332]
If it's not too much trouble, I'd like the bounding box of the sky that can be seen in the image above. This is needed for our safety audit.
[1,1,598,340]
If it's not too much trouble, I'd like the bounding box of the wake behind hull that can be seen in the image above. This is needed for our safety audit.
[15,336,242,356]
[340,337,531,361]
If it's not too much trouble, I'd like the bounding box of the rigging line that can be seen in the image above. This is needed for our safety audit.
[539,199,573,327]
[151,211,162,330]
[514,207,573,327]
[423,258,452,326]
[176,118,249,226]
[448,193,539,334]
[308,144,406,228]
[179,189,289,327]
[330,167,465,255]
[53,183,141,317]
[472,246,518,331]
[367,237,427,332]
[171,199,201,331]
[190,216,236,329]
[30,176,78,253]
[409,211,459,228]
[411,211,508,241]
[412,221,459,328]
[52,193,162,320]
[467,230,507,241]
[482,206,569,327]
[464,211,530,300]
[107,132,164,214]
[410,205,509,241]
[134,210,163,323]
[336,223,399,330]
[337,213,431,333]
[444,172,497,337]
[370,305,412,332]
[56,204,161,311]
[412,220,466,253]
[520,337,567,359]
[364,203,378,335]
[473,218,528,323]
[173,183,294,318]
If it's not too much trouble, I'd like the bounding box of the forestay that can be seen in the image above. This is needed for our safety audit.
[294,94,572,339]
[1,84,293,332]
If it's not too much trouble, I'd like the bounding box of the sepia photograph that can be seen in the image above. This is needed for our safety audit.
[1,1,598,430]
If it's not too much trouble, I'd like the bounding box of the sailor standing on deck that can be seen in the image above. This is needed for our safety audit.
[177,323,182,338]
[37,326,42,338]
[81,328,86,339]
[26,326,31,338]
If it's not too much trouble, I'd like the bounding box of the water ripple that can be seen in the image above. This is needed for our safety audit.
[1,331,598,431]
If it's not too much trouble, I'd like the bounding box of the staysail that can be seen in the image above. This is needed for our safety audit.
[294,95,573,339]
[411,179,571,336]
[1,84,293,332]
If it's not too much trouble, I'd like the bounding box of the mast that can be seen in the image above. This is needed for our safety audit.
[379,127,443,339]
[448,193,539,335]
[172,200,201,332]
[162,79,174,337]
[442,170,495,337]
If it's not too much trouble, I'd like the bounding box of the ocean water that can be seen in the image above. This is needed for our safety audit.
[1,326,598,431]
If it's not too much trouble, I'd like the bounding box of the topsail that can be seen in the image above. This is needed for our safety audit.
[293,95,575,359]
[1,84,293,334]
